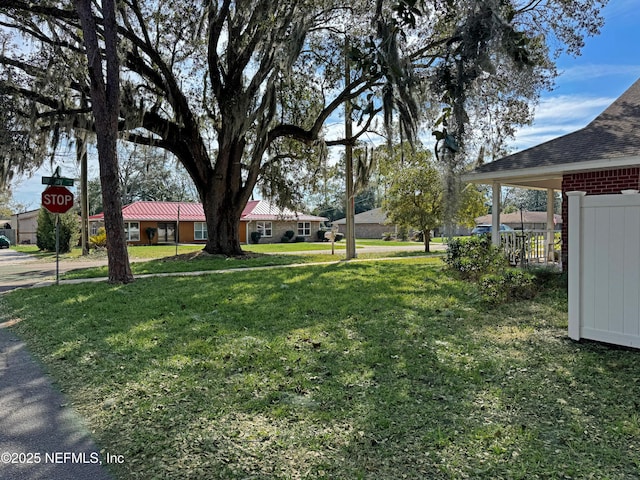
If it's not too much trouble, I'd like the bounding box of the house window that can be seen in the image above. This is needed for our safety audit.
[194,222,208,240]
[297,222,311,237]
[256,221,272,237]
[90,223,100,236]
[125,222,140,241]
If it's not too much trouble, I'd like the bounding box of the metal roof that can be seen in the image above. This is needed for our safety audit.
[89,200,327,222]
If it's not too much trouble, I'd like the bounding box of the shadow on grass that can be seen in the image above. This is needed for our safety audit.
[4,261,640,479]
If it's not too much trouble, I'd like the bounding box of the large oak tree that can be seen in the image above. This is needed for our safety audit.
[0,0,607,256]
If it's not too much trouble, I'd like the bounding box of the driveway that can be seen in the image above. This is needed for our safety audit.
[0,249,108,293]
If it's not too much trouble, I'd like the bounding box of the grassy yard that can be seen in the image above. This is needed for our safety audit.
[2,258,639,479]
[12,239,419,261]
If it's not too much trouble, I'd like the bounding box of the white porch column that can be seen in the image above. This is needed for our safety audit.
[546,188,555,262]
[492,181,501,246]
[567,191,586,341]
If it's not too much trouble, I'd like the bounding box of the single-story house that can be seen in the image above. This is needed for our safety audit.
[10,209,40,244]
[463,77,640,349]
[334,207,473,238]
[333,207,393,239]
[89,200,328,245]
[475,210,562,231]
[463,77,640,267]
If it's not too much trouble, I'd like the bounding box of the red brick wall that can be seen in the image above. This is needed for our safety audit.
[561,168,640,267]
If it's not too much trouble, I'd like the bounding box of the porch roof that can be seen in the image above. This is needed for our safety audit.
[463,78,640,189]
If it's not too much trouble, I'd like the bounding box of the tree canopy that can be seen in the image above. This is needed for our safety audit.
[0,0,607,255]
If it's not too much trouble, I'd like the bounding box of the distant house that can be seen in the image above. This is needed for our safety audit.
[89,200,328,245]
[10,209,40,244]
[475,210,562,231]
[333,208,393,239]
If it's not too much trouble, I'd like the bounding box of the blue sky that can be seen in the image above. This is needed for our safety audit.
[9,0,640,209]
[511,0,640,150]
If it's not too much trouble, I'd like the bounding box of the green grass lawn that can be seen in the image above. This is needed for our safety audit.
[13,238,425,262]
[18,242,433,280]
[2,259,639,479]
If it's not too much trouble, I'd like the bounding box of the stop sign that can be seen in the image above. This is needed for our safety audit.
[42,185,74,214]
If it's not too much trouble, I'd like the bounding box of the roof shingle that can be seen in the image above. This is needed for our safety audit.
[472,78,640,175]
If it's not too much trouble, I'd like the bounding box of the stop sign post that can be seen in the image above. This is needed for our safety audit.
[41,185,75,285]
[42,185,74,214]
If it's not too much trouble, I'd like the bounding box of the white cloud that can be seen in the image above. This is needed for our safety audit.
[557,64,640,83]
[509,94,614,151]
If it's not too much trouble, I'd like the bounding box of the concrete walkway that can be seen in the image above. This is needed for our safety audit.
[0,326,114,480]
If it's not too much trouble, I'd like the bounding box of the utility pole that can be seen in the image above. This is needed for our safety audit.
[344,36,356,259]
[78,131,89,255]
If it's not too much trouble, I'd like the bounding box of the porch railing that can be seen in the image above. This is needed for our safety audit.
[500,229,561,267]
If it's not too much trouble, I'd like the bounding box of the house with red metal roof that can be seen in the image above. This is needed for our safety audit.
[89,200,328,245]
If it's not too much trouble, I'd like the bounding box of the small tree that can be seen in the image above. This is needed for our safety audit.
[36,208,80,253]
[384,156,442,253]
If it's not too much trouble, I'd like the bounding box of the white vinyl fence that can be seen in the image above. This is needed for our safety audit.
[568,191,640,348]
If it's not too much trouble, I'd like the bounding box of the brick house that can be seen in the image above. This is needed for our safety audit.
[463,78,640,267]
[89,199,328,245]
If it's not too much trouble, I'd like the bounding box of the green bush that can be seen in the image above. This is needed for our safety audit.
[445,236,508,280]
[529,266,568,290]
[36,207,80,253]
[250,231,262,244]
[480,270,537,305]
[281,230,295,243]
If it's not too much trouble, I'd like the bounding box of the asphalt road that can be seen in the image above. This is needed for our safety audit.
[0,249,107,293]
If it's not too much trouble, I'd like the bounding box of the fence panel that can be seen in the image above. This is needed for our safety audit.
[568,191,640,348]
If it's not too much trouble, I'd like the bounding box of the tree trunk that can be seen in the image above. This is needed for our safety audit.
[194,127,253,256]
[75,0,133,283]
[424,229,431,253]
[202,188,244,256]
[98,128,134,282]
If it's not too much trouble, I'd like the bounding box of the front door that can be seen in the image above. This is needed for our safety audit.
[157,222,176,243]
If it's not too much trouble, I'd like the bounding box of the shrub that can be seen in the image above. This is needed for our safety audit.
[294,236,306,243]
[529,266,568,290]
[445,236,508,280]
[250,231,262,244]
[480,270,537,305]
[89,227,107,249]
[36,207,80,253]
[281,230,295,243]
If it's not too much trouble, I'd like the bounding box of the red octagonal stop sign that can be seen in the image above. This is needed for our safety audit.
[42,185,75,214]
